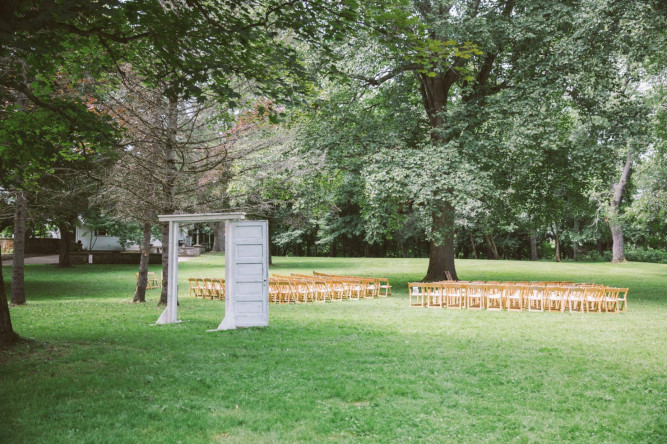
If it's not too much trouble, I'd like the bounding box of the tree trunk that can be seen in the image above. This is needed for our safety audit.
[57,219,74,268]
[134,221,152,303]
[0,261,20,346]
[11,191,27,305]
[268,220,273,265]
[552,224,561,262]
[530,234,538,261]
[159,223,169,305]
[159,94,178,306]
[211,222,225,252]
[423,203,458,281]
[609,152,632,263]
[573,220,580,261]
[484,234,500,260]
[470,233,478,259]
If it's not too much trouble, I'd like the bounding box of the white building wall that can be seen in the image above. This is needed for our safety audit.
[75,225,123,251]
[75,224,189,251]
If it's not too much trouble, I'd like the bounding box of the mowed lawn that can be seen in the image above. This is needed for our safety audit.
[1,256,665,443]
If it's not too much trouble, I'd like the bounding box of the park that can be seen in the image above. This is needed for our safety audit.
[1,256,666,442]
[1,1,666,443]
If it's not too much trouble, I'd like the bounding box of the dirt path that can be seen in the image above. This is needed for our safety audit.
[2,254,59,265]
[2,254,193,266]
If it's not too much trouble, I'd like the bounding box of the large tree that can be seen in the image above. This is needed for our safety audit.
[313,0,665,279]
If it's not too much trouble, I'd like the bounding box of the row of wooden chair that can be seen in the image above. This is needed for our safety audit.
[268,272,391,304]
[408,281,628,313]
[188,277,225,300]
[313,271,392,297]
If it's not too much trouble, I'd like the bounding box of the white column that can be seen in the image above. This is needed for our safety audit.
[156,220,180,324]
[213,220,236,330]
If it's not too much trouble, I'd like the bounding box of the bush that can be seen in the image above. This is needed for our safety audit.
[624,246,667,264]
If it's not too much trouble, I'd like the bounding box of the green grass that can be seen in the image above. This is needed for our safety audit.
[1,256,666,443]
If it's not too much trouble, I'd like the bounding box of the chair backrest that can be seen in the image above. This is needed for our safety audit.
[466,284,485,298]
[528,286,545,298]
[505,284,526,298]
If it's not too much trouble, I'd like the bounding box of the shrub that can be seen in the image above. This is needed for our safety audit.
[624,246,667,264]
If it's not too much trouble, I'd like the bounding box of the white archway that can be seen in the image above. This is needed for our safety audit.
[156,213,269,331]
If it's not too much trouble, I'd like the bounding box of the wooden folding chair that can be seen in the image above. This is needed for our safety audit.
[616,288,629,312]
[147,271,160,289]
[425,283,443,308]
[567,287,586,313]
[213,278,225,300]
[376,277,392,297]
[188,278,199,298]
[505,284,525,311]
[268,278,280,303]
[201,278,215,299]
[545,286,568,312]
[485,284,504,310]
[295,278,316,303]
[445,283,465,309]
[409,283,426,307]
[465,284,484,310]
[311,279,330,302]
[527,286,546,312]
[322,277,344,301]
[278,279,295,303]
[136,272,158,290]
[584,286,603,313]
[345,278,364,300]
[601,287,620,313]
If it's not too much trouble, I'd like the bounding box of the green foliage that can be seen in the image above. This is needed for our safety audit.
[623,246,667,264]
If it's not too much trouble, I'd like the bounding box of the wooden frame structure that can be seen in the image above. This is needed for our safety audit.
[155,213,269,331]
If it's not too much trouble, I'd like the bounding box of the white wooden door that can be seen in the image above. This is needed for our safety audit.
[218,220,268,329]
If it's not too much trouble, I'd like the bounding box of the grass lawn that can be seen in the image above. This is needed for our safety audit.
[1,255,666,443]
